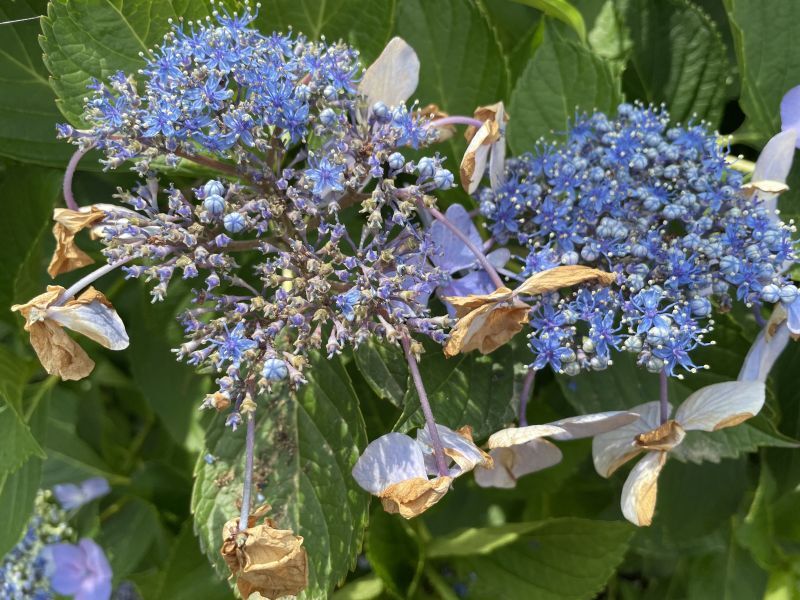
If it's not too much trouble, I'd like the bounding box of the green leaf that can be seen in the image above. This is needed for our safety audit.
[365,508,423,598]
[511,0,587,44]
[724,0,800,142]
[428,521,561,558]
[0,165,63,323]
[735,463,781,570]
[97,498,164,580]
[624,0,731,126]
[143,521,231,600]
[395,341,516,440]
[507,21,621,154]
[477,0,543,84]
[0,1,74,166]
[0,396,47,557]
[42,388,126,486]
[40,0,214,125]
[353,339,407,408]
[331,575,385,600]
[447,518,633,600]
[126,286,206,449]
[584,0,632,75]
[256,0,396,64]
[192,354,369,598]
[396,0,508,117]
[0,348,43,476]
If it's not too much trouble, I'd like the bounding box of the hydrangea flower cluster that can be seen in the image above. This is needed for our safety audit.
[478,104,799,377]
[0,491,73,599]
[55,6,456,428]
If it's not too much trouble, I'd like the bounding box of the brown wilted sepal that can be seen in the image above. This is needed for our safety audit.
[515,265,617,296]
[47,207,106,277]
[379,476,452,519]
[220,508,308,600]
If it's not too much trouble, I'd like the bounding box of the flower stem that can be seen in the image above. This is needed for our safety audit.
[239,411,256,531]
[518,369,536,427]
[401,336,449,477]
[63,144,94,210]
[424,204,504,289]
[54,257,135,306]
[428,116,483,129]
[659,369,670,424]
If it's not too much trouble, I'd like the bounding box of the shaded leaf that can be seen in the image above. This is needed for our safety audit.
[192,354,368,599]
[507,22,621,153]
[353,339,407,408]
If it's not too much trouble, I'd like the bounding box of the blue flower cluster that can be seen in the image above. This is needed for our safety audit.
[58,6,454,427]
[479,104,799,376]
[0,491,73,599]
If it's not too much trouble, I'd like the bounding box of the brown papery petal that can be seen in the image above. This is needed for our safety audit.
[635,420,686,451]
[220,510,308,600]
[443,301,529,357]
[741,180,790,196]
[11,286,65,322]
[465,101,508,141]
[442,286,514,318]
[379,476,452,518]
[514,265,617,297]
[47,208,106,278]
[27,320,95,381]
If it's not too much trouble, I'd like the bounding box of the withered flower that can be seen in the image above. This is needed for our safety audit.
[11,286,129,380]
[220,506,308,600]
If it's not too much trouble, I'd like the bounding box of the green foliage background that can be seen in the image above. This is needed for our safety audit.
[1,0,800,598]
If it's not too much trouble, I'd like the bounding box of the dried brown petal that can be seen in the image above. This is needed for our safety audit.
[443,300,529,357]
[741,180,790,196]
[464,101,509,142]
[47,208,106,277]
[635,420,686,451]
[11,286,64,322]
[442,286,514,318]
[221,508,308,600]
[27,319,95,381]
[514,265,617,297]
[379,476,452,518]
[766,304,788,339]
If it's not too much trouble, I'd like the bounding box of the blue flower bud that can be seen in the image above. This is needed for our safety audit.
[204,194,225,217]
[780,284,798,304]
[262,358,289,381]
[433,169,454,189]
[416,157,436,179]
[372,101,389,120]
[223,212,246,233]
[760,284,781,303]
[719,255,740,275]
[388,152,405,170]
[319,108,337,127]
[689,297,712,316]
[203,180,225,197]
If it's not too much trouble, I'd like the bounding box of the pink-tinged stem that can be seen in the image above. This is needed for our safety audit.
[425,204,504,289]
[659,369,670,424]
[401,336,449,477]
[429,116,483,129]
[54,257,135,306]
[518,369,536,427]
[63,144,94,210]
[238,411,256,531]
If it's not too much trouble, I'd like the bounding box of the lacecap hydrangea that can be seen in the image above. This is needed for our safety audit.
[478,103,799,377]
[54,5,456,427]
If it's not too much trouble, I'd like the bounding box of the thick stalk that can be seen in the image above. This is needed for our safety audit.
[424,203,504,289]
[518,369,536,427]
[659,369,670,424]
[401,336,449,476]
[63,144,94,210]
[239,411,256,530]
[54,257,135,306]
[428,116,483,129]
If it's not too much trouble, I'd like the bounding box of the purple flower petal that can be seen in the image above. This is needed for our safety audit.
[738,324,790,382]
[53,477,110,510]
[429,204,482,273]
[46,539,112,600]
[75,539,113,600]
[781,84,800,143]
[788,297,800,335]
[351,432,428,494]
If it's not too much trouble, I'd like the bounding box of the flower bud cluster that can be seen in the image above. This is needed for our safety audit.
[0,491,73,599]
[58,5,454,427]
[478,104,798,376]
